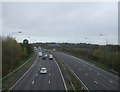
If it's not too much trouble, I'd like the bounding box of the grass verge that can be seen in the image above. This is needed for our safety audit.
[2,53,34,90]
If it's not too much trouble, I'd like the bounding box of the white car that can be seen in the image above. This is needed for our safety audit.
[49,54,53,60]
[40,68,47,74]
[45,54,48,57]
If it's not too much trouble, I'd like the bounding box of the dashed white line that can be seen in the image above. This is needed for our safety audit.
[65,52,119,80]
[49,73,51,76]
[10,55,39,90]
[32,81,35,84]
[48,80,51,84]
[97,73,100,76]
[36,74,38,76]
[109,80,113,83]
[85,73,88,76]
[94,81,98,84]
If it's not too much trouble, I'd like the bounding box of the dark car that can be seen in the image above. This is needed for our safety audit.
[42,55,46,60]
[42,54,47,60]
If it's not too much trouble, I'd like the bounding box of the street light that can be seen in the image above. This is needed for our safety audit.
[9,31,22,73]
[84,37,87,44]
[84,37,91,44]
[100,34,107,45]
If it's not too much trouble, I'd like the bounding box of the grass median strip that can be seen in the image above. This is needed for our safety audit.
[54,55,86,92]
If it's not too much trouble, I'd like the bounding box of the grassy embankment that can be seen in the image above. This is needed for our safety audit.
[2,53,34,90]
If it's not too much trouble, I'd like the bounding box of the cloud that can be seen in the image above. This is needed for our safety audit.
[2,2,118,44]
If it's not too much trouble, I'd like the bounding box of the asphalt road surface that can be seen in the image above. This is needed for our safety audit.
[52,51,120,91]
[11,51,66,90]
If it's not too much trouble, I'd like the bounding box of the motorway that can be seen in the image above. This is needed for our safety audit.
[52,51,120,91]
[11,51,66,90]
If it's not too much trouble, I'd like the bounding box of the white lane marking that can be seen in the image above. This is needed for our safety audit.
[10,55,39,90]
[36,74,38,76]
[65,64,89,91]
[85,73,88,76]
[32,81,35,84]
[97,73,100,76]
[48,80,51,84]
[49,73,51,76]
[53,58,67,91]
[68,53,119,79]
[94,81,98,84]
[109,80,113,83]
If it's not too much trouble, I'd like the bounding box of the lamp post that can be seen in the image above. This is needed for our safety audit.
[84,37,87,44]
[84,37,90,59]
[9,31,22,73]
[84,37,91,44]
[100,34,108,45]
[28,37,37,48]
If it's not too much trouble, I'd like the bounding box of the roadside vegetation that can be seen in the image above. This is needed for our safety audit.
[58,43,119,77]
[34,42,119,77]
[1,36,34,91]
[2,36,33,78]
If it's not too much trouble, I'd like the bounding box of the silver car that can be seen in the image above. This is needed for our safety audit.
[40,68,47,74]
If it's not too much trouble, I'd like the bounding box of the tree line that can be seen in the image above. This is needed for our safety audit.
[59,43,119,74]
[2,36,33,77]
[28,42,120,75]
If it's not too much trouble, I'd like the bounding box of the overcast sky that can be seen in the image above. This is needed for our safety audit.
[2,2,118,44]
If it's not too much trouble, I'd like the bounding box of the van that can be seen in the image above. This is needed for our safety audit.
[39,52,42,57]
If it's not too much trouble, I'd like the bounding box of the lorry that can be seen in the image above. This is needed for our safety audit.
[39,51,42,57]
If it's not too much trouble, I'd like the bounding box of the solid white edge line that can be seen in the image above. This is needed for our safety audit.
[62,52,119,79]
[94,81,98,84]
[32,81,35,84]
[65,63,90,91]
[9,54,38,90]
[2,57,32,81]
[53,58,68,91]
